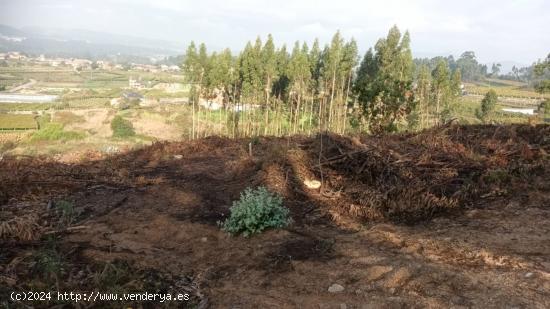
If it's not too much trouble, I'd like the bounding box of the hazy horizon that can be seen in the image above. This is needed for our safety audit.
[1,0,549,64]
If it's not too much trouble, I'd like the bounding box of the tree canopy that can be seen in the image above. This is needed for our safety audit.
[353,26,414,133]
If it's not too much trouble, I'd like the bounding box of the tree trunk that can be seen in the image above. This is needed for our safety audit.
[294,91,302,134]
[436,89,441,125]
[192,88,196,140]
[319,95,325,133]
[264,76,270,136]
[328,70,336,131]
[197,71,204,139]
[342,72,352,134]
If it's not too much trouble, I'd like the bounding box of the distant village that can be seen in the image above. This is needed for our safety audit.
[0,51,181,73]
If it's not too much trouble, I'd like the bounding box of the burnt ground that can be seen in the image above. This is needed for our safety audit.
[1,124,550,308]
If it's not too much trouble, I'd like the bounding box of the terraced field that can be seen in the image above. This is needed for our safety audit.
[0,114,38,130]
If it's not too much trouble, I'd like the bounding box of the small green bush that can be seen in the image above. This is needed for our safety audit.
[483,169,511,185]
[111,115,135,138]
[37,113,51,129]
[31,123,84,141]
[56,200,75,226]
[221,187,290,237]
[476,89,498,122]
[32,238,65,282]
[541,99,550,118]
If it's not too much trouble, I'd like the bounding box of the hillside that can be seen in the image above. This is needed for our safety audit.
[1,124,549,308]
[0,24,180,60]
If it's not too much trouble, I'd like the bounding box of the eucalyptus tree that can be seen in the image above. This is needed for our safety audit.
[338,38,358,133]
[308,38,322,95]
[456,51,483,81]
[261,34,277,134]
[354,26,415,133]
[307,38,322,134]
[533,54,550,117]
[287,41,311,133]
[534,53,550,94]
[206,48,235,135]
[272,44,290,135]
[324,31,344,129]
[183,41,202,139]
[414,64,432,129]
[431,59,451,124]
[450,69,462,97]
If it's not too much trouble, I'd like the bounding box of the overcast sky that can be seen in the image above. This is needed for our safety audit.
[1,0,548,64]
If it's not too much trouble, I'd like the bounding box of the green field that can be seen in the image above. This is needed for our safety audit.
[0,66,186,93]
[453,96,532,124]
[0,114,38,130]
[465,78,549,99]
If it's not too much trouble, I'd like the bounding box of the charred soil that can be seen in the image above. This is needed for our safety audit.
[1,124,550,308]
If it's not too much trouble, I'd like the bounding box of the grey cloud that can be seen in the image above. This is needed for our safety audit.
[0,0,548,63]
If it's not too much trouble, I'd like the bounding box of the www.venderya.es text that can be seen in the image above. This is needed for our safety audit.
[10,291,190,303]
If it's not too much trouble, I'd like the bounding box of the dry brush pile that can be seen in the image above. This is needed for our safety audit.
[0,124,549,242]
[305,124,550,223]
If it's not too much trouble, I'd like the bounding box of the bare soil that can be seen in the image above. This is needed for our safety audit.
[1,124,549,308]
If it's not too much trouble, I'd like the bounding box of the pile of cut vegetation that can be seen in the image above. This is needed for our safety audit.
[307,124,549,223]
[0,124,548,236]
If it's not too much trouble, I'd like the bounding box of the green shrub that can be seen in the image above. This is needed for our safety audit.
[111,115,135,138]
[56,200,75,226]
[541,99,550,118]
[476,89,498,122]
[31,123,84,141]
[221,187,290,237]
[37,113,51,129]
[483,169,511,185]
[32,238,65,282]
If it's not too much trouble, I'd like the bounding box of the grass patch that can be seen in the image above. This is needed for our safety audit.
[30,123,85,142]
[111,115,135,138]
[0,114,38,130]
[31,238,66,284]
[53,111,85,125]
[465,81,548,99]
[56,200,76,226]
[452,97,531,124]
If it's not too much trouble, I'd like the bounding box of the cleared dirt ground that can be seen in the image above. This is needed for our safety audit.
[1,124,549,308]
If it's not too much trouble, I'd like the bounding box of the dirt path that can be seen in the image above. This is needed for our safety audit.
[8,79,36,92]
